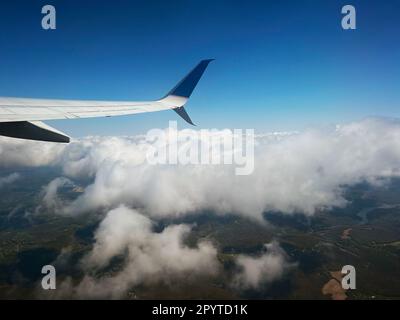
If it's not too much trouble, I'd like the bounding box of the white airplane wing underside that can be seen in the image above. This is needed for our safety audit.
[0,59,213,143]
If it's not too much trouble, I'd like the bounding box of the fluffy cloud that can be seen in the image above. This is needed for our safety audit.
[233,241,294,289]
[3,117,398,298]
[52,206,219,299]
[3,117,400,220]
[40,177,74,210]
[0,172,20,188]
[0,138,63,167]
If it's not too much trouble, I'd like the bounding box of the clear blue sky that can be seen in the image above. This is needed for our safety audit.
[0,0,399,136]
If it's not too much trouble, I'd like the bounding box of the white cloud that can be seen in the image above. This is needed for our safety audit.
[2,117,400,220]
[52,206,219,299]
[233,241,294,289]
[3,117,398,297]
[58,118,400,219]
[39,177,74,210]
[0,172,20,188]
[0,138,63,167]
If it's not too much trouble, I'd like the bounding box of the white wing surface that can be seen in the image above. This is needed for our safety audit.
[0,60,213,143]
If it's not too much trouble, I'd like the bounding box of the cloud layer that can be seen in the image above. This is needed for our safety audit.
[40,177,74,210]
[0,172,20,188]
[53,206,219,299]
[3,117,400,298]
[48,207,292,298]
[1,117,397,220]
[233,241,294,289]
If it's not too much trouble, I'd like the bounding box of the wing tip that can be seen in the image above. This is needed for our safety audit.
[166,59,214,99]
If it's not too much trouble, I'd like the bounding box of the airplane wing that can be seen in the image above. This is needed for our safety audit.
[0,59,214,143]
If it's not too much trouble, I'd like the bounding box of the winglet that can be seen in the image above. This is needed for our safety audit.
[166,59,214,99]
[161,59,214,126]
[173,107,195,126]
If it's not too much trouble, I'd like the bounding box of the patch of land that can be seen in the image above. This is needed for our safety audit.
[322,271,347,300]
[1,171,400,299]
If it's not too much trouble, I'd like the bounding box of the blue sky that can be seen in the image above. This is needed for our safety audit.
[0,0,399,136]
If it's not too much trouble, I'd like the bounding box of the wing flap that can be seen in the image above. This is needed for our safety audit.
[0,121,70,143]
